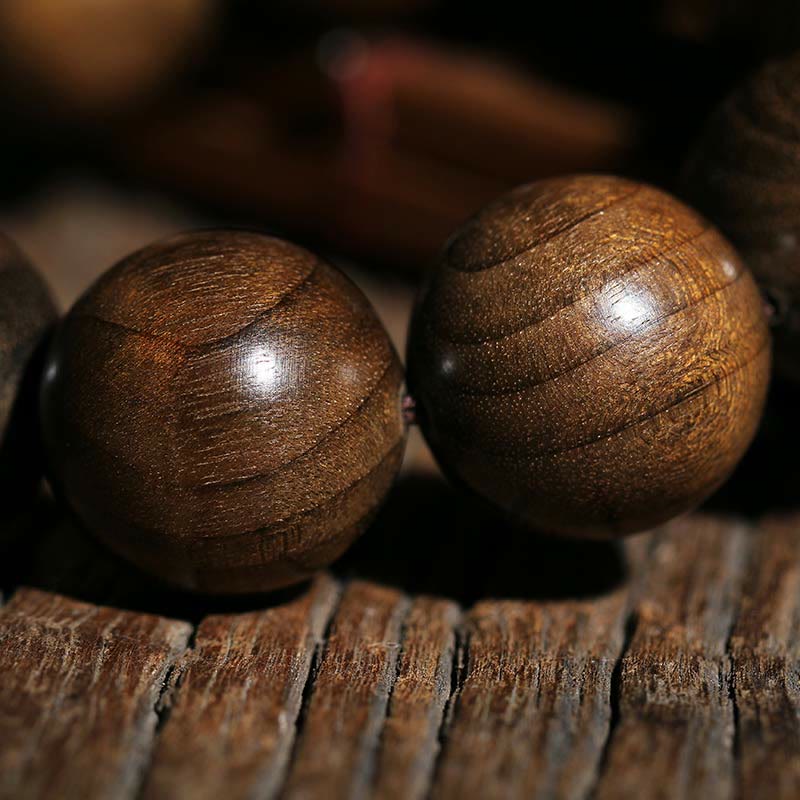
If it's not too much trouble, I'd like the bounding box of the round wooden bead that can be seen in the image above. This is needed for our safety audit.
[407,175,771,537]
[682,52,800,380]
[41,231,406,592]
[0,235,56,515]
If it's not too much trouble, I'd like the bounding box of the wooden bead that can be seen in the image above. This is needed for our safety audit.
[407,175,771,537]
[0,235,56,516]
[682,52,800,381]
[41,231,406,593]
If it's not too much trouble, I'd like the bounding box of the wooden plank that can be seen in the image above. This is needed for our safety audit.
[431,537,644,800]
[0,588,191,800]
[372,596,461,800]
[141,574,340,800]
[595,515,750,800]
[282,580,410,800]
[728,514,800,800]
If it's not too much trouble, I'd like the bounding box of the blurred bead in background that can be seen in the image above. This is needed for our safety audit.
[0,0,218,119]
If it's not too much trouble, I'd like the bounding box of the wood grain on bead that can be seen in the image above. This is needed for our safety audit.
[40,231,406,593]
[0,234,56,516]
[682,53,800,380]
[407,175,770,537]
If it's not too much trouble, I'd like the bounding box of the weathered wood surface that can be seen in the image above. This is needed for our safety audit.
[595,515,749,800]
[372,596,460,800]
[2,509,800,800]
[142,574,340,800]
[282,581,411,800]
[430,540,644,800]
[0,588,191,800]
[728,515,800,800]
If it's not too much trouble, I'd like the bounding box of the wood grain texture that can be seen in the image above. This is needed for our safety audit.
[728,515,800,800]
[0,588,191,800]
[282,581,410,800]
[7,512,800,798]
[4,186,800,799]
[0,234,56,522]
[431,539,644,800]
[595,516,749,800]
[407,174,771,537]
[682,52,800,381]
[142,574,340,800]
[40,231,406,593]
[372,596,460,800]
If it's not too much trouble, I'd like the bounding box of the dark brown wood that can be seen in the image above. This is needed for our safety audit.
[407,175,771,537]
[682,52,800,382]
[7,184,800,800]
[0,234,56,528]
[7,510,800,798]
[0,588,191,800]
[40,231,406,593]
[595,516,749,800]
[282,580,410,799]
[728,515,800,800]
[142,574,340,800]
[431,538,644,800]
[373,596,460,800]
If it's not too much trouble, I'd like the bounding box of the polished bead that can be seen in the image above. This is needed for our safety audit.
[407,175,770,537]
[41,231,406,592]
[683,52,800,381]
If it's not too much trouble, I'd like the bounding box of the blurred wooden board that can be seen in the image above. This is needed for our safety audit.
[3,501,800,800]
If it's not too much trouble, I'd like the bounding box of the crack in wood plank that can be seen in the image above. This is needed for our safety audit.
[727,514,800,800]
[592,605,639,793]
[429,536,649,800]
[0,588,192,800]
[280,581,411,800]
[371,596,462,800]
[139,574,341,800]
[278,576,345,797]
[593,516,751,800]
[428,616,470,793]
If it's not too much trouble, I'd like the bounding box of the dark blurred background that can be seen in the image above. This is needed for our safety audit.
[3,0,800,508]
[3,0,799,274]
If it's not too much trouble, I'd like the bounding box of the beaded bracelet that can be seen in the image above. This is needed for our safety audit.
[0,171,772,593]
